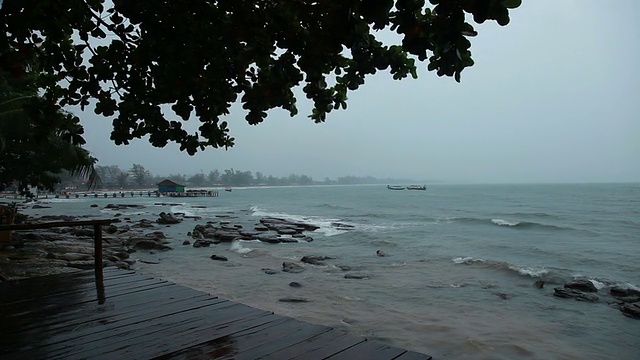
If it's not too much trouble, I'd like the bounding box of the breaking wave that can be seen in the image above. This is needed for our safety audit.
[452,257,558,280]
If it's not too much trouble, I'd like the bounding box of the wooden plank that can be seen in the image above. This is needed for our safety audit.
[0,269,137,304]
[48,300,264,359]
[227,319,333,360]
[152,314,293,360]
[0,269,434,360]
[108,307,276,359]
[0,276,169,316]
[3,283,208,335]
[283,330,367,360]
[326,339,408,360]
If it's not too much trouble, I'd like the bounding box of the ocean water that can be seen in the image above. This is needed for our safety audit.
[20,183,640,359]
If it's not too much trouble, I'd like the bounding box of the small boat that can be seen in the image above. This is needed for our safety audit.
[407,185,427,190]
[387,185,405,190]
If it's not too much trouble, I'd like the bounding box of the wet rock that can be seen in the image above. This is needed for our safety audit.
[338,265,352,271]
[105,225,118,234]
[289,282,302,288]
[553,287,599,302]
[193,239,214,248]
[260,217,320,232]
[564,279,597,292]
[32,204,51,209]
[157,212,181,224]
[344,274,370,280]
[214,230,239,242]
[301,255,334,266]
[69,227,94,237]
[331,222,355,229]
[279,238,299,243]
[67,260,95,270]
[90,204,99,208]
[182,240,191,245]
[210,254,228,261]
[620,302,640,319]
[262,268,278,275]
[534,280,545,289]
[254,225,269,231]
[494,293,511,300]
[279,297,309,303]
[610,286,640,299]
[282,262,304,273]
[259,236,281,244]
[140,259,160,264]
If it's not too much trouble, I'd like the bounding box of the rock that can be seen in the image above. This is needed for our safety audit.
[344,274,370,280]
[620,302,640,319]
[279,297,309,303]
[376,250,386,257]
[564,279,597,292]
[338,265,352,271]
[32,204,51,209]
[262,268,278,275]
[67,260,95,270]
[157,212,182,224]
[331,222,355,229]
[214,230,239,242]
[301,255,334,266]
[182,240,191,245]
[610,286,640,298]
[259,236,281,244]
[534,280,545,289]
[193,239,213,248]
[260,217,320,232]
[56,253,94,261]
[210,254,228,261]
[494,293,511,300]
[553,287,599,302]
[90,204,99,208]
[140,260,160,264]
[289,282,302,288]
[105,225,118,234]
[254,225,269,231]
[282,262,304,273]
[279,238,299,243]
[69,227,95,237]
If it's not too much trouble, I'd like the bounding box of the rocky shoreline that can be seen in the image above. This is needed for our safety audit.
[1,202,638,320]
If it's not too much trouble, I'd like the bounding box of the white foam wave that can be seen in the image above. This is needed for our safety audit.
[589,279,606,290]
[491,218,520,226]
[229,240,253,254]
[452,256,484,264]
[508,265,549,277]
[250,206,350,237]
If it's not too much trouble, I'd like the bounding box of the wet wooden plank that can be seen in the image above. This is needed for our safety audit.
[0,269,433,360]
[153,314,293,360]
[326,340,409,360]
[268,328,367,359]
[48,300,265,359]
[229,320,334,360]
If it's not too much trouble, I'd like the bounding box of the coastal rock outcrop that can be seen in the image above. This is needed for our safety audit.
[620,302,640,319]
[282,262,304,273]
[564,279,598,292]
[157,212,181,224]
[553,287,599,302]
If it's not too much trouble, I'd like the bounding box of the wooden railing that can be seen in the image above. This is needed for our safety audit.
[0,219,115,303]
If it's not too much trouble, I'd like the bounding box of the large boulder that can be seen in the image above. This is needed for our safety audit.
[282,262,304,273]
[301,255,334,266]
[564,279,598,292]
[620,302,640,319]
[157,212,182,224]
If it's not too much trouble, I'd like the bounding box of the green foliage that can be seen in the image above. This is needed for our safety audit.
[0,69,98,193]
[1,0,520,154]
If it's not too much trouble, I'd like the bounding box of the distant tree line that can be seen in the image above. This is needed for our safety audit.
[78,164,410,189]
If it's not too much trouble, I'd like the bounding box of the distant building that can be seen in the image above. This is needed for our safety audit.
[157,179,185,193]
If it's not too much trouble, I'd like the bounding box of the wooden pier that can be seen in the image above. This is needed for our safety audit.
[0,268,432,359]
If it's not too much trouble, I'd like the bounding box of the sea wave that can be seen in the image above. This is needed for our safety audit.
[229,240,254,254]
[446,216,580,232]
[452,257,554,279]
[250,206,349,237]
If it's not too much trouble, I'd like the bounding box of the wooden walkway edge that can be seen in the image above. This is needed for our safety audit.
[0,268,432,359]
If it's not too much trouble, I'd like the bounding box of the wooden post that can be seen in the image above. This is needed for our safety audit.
[94,224,105,304]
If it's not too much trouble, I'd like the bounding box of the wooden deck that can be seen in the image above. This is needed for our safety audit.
[0,268,432,359]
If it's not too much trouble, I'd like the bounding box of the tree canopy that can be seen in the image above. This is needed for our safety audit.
[1,0,521,155]
[0,68,98,193]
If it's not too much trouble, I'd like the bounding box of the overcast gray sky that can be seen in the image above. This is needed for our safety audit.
[79,1,640,184]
